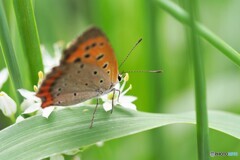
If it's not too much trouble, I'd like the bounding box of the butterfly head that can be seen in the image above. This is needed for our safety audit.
[117,74,123,82]
[117,72,129,83]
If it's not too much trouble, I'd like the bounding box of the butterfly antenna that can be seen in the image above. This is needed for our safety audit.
[119,38,142,69]
[122,70,163,74]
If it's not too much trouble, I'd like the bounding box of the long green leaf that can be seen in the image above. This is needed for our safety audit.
[0,106,239,160]
[157,0,240,67]
[13,0,43,85]
[0,1,23,106]
[187,0,210,159]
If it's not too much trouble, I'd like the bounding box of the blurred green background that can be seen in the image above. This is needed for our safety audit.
[1,0,240,159]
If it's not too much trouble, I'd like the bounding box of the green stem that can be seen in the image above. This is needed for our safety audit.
[187,0,210,159]
[157,0,240,67]
[0,1,22,110]
[9,115,16,124]
[13,0,43,85]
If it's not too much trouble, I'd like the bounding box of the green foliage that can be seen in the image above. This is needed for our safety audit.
[13,0,43,85]
[0,1,23,107]
[0,106,239,160]
[0,0,239,160]
[157,0,240,67]
[187,0,209,159]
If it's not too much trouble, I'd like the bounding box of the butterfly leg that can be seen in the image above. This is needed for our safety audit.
[116,89,121,102]
[90,98,99,128]
[111,88,121,114]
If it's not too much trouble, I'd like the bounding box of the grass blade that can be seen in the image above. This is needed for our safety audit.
[187,0,210,159]
[13,0,43,85]
[0,1,23,106]
[157,0,240,67]
[0,106,239,160]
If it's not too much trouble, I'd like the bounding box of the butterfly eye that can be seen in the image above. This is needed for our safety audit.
[118,75,122,81]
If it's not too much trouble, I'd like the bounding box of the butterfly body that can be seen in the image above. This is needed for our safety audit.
[36,27,119,108]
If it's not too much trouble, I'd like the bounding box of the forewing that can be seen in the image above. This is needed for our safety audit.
[61,27,119,84]
[37,27,118,108]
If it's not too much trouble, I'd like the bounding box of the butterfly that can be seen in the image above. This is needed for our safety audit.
[36,27,123,126]
[36,27,160,127]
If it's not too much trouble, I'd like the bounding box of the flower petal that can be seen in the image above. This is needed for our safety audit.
[42,106,55,118]
[120,95,137,103]
[16,115,25,123]
[121,84,132,96]
[114,83,121,90]
[41,43,61,73]
[0,68,8,89]
[0,92,17,117]
[100,94,108,101]
[119,81,125,92]
[21,99,35,111]
[18,89,40,102]
[103,101,112,112]
[23,103,41,114]
[120,102,137,110]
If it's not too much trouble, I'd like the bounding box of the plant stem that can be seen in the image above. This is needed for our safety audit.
[157,0,240,67]
[13,0,43,85]
[187,0,210,159]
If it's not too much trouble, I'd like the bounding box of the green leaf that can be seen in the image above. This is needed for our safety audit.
[157,0,240,67]
[187,0,210,159]
[13,0,43,85]
[0,106,239,160]
[0,1,23,107]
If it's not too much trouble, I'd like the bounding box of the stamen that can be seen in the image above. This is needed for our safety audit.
[122,84,132,96]
[107,92,114,100]
[124,73,129,82]
[38,71,44,85]
[38,71,44,79]
[33,85,38,92]
[107,92,118,100]
[120,73,130,91]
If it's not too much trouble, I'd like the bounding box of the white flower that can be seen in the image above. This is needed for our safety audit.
[18,88,55,118]
[16,115,25,123]
[18,89,41,113]
[0,68,17,119]
[0,68,8,89]
[18,71,55,118]
[41,43,62,73]
[101,73,137,111]
[42,106,55,118]
[0,92,17,118]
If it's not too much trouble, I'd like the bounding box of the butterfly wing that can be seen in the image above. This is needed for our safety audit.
[61,27,119,84]
[37,27,119,108]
